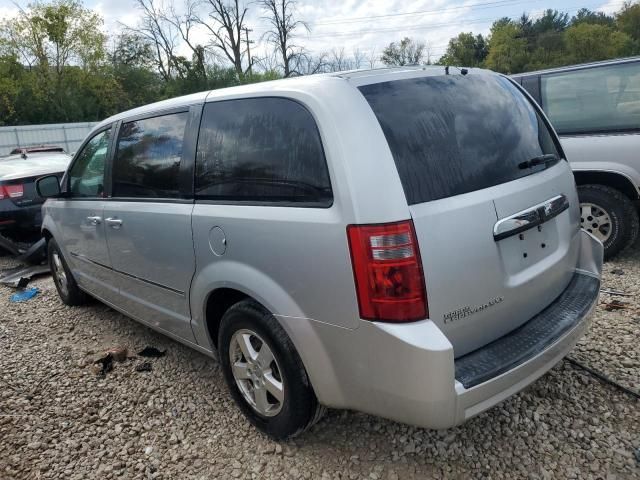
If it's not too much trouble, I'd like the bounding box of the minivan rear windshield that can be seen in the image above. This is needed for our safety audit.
[359,74,561,205]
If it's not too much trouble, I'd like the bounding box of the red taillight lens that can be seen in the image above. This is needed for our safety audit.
[1,184,24,199]
[347,220,428,322]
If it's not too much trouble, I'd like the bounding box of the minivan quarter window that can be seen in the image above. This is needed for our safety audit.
[112,111,188,198]
[195,97,332,206]
[68,128,111,198]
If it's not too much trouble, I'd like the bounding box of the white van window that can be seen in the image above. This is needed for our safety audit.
[542,62,640,134]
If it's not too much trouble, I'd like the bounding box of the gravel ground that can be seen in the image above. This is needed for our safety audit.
[0,244,638,480]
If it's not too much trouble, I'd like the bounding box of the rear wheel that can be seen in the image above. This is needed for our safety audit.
[48,238,87,306]
[578,184,639,260]
[218,299,324,440]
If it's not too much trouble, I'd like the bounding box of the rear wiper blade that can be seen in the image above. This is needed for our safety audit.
[518,154,560,170]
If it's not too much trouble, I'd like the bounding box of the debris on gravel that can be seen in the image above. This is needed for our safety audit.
[0,244,638,479]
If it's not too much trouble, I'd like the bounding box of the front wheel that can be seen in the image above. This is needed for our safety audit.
[48,238,87,306]
[578,184,639,260]
[219,299,325,440]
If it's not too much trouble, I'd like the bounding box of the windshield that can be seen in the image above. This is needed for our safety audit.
[359,74,562,205]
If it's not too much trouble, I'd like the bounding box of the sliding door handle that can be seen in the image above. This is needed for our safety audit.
[105,217,123,229]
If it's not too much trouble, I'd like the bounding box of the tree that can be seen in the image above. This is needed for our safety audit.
[484,20,527,73]
[259,0,308,77]
[163,0,207,81]
[571,8,615,27]
[533,9,569,34]
[617,1,640,44]
[0,0,107,121]
[108,33,160,109]
[352,48,365,69]
[366,48,378,69]
[0,55,21,125]
[328,47,351,72]
[197,0,249,78]
[132,0,181,81]
[439,32,487,67]
[294,52,328,75]
[0,0,105,72]
[381,37,426,66]
[565,23,632,63]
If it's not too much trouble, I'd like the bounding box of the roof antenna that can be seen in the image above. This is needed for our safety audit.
[445,66,449,75]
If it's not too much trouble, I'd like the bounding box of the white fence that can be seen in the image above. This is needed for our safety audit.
[0,122,98,156]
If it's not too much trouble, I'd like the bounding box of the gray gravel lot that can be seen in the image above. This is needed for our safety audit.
[0,245,638,480]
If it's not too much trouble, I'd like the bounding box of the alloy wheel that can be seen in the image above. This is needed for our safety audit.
[229,329,284,417]
[580,202,612,243]
[51,251,69,297]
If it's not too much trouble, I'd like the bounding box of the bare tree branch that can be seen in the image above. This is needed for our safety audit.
[259,0,308,77]
[195,0,248,77]
[130,0,180,81]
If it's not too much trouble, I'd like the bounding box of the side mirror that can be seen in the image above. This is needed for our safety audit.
[36,175,62,198]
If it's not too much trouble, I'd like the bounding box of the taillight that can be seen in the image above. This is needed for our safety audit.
[0,184,24,199]
[347,220,428,322]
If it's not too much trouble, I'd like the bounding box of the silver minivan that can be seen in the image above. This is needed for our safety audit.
[37,67,603,440]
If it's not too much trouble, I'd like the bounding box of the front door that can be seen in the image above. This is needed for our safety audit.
[51,127,118,303]
[104,110,197,343]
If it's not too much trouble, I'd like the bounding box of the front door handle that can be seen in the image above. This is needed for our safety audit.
[86,216,102,225]
[105,217,123,229]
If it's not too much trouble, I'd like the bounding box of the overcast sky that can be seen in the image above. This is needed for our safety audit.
[0,0,623,63]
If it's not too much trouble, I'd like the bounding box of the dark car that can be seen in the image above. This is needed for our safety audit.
[0,151,71,242]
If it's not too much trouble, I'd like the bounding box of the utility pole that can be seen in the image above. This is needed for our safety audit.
[243,27,254,77]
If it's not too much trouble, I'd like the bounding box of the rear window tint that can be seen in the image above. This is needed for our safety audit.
[195,98,332,206]
[359,74,560,205]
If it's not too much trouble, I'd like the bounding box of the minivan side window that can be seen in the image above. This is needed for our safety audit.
[112,112,188,198]
[195,98,332,206]
[542,62,640,134]
[68,128,111,198]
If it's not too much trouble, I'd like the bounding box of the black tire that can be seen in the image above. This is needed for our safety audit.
[218,299,325,440]
[48,238,87,306]
[578,184,639,261]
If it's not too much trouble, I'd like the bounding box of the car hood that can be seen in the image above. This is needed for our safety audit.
[0,154,71,181]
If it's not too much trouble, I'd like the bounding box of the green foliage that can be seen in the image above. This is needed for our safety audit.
[572,8,615,27]
[565,23,633,63]
[448,2,640,74]
[2,0,640,126]
[439,33,488,67]
[485,20,528,73]
[617,2,640,42]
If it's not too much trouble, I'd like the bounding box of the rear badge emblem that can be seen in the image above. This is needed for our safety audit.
[444,296,504,324]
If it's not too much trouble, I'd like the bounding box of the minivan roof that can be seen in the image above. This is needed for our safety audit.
[93,66,492,132]
[511,56,640,78]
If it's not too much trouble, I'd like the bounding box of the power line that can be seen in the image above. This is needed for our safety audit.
[311,0,540,26]
[299,1,625,40]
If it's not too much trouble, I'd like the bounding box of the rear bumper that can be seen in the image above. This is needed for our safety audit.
[299,230,602,429]
[453,270,598,425]
[0,200,42,233]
